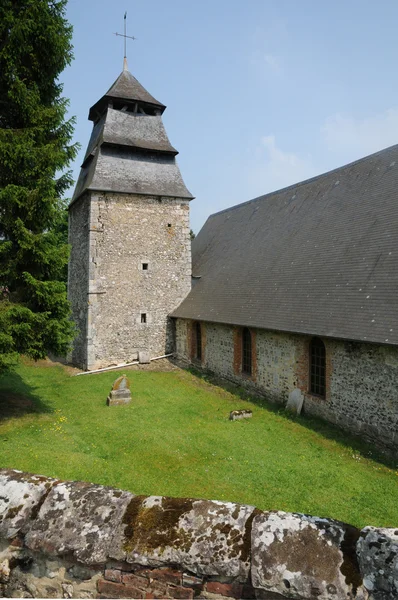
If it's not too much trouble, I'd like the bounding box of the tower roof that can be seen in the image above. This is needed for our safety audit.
[88,67,166,121]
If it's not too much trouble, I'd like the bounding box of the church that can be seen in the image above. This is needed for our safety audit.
[68,64,398,455]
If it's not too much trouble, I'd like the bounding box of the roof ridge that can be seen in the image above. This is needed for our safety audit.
[208,142,398,220]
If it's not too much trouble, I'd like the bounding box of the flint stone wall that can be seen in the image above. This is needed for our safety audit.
[174,320,398,454]
[68,192,191,370]
[0,470,397,599]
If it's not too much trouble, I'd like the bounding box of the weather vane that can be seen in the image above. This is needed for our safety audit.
[114,12,136,67]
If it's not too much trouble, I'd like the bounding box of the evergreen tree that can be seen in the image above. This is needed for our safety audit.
[0,0,78,372]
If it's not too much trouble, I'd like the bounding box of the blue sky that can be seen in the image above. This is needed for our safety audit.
[63,0,398,232]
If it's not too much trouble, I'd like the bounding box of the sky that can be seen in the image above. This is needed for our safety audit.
[63,0,398,233]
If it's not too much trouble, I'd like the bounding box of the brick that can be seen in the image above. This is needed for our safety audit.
[9,537,24,549]
[147,580,169,597]
[122,573,149,587]
[105,569,122,583]
[137,568,182,586]
[206,581,243,598]
[97,579,145,599]
[168,585,194,599]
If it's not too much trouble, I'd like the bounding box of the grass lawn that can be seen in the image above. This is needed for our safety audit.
[0,359,397,529]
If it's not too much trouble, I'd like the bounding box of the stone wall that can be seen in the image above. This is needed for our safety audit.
[68,194,91,369]
[2,469,398,599]
[175,320,398,453]
[68,192,191,370]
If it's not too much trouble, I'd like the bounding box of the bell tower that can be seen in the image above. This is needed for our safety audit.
[68,63,193,369]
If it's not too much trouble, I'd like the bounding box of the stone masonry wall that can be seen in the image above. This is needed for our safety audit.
[69,192,191,370]
[68,194,91,368]
[2,469,398,599]
[175,320,398,453]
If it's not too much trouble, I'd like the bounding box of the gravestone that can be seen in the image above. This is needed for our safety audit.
[229,409,253,421]
[286,388,304,415]
[138,351,150,364]
[107,375,131,406]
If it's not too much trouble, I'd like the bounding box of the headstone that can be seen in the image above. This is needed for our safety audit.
[138,351,150,364]
[229,409,253,421]
[107,375,131,406]
[286,388,304,415]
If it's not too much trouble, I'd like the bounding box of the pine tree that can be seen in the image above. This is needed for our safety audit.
[0,0,78,372]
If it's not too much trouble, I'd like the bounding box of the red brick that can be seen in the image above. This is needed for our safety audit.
[105,569,122,583]
[97,579,145,599]
[9,536,24,549]
[147,580,169,598]
[168,585,194,599]
[137,568,182,586]
[206,581,243,598]
[122,573,149,586]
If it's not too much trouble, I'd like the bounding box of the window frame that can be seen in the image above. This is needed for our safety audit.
[242,327,252,375]
[309,337,326,398]
[195,321,202,361]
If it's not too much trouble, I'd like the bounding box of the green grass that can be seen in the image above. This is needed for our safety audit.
[0,359,397,529]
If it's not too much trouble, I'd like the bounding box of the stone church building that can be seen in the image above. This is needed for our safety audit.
[69,65,398,454]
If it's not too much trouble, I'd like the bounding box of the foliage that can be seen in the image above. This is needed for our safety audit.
[189,229,196,240]
[0,360,397,529]
[0,0,78,371]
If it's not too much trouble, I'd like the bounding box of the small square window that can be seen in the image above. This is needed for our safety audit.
[167,223,172,228]
[142,263,148,270]
[141,313,147,323]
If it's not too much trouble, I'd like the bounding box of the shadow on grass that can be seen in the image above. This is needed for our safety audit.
[185,364,398,470]
[0,369,52,422]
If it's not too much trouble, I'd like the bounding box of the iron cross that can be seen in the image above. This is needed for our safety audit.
[114,12,136,60]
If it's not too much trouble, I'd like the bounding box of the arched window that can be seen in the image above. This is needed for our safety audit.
[195,321,202,361]
[309,338,326,397]
[242,328,252,375]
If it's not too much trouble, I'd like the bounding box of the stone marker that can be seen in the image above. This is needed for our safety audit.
[286,388,304,415]
[229,409,252,421]
[138,351,150,364]
[107,375,131,406]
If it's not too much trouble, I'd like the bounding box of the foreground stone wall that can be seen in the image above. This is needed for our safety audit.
[1,470,397,599]
[174,320,398,454]
[68,192,191,370]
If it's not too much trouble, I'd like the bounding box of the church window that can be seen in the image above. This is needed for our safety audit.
[195,322,202,361]
[309,338,326,397]
[142,263,148,270]
[242,328,252,375]
[141,313,147,324]
[167,223,172,228]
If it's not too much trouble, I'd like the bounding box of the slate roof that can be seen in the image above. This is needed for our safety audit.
[71,70,193,204]
[88,69,165,121]
[83,109,178,162]
[72,146,193,202]
[172,144,398,346]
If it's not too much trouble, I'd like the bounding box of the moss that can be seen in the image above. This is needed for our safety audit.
[122,496,194,555]
[5,504,23,519]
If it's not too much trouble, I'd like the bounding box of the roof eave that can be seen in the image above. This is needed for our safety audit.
[69,186,195,209]
[88,96,166,121]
